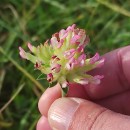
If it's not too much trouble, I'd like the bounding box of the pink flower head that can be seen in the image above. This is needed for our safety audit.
[19,24,104,96]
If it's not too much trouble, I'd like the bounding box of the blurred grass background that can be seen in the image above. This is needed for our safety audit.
[0,0,130,129]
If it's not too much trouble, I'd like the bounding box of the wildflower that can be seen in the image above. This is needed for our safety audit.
[19,24,104,96]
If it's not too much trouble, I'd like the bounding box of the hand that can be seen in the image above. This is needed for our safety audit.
[36,46,130,130]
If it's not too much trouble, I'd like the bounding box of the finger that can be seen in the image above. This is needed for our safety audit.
[38,84,130,116]
[48,98,130,130]
[38,84,61,116]
[36,116,52,130]
[38,83,91,117]
[97,90,130,115]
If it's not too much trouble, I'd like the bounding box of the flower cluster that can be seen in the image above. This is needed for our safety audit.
[19,24,104,90]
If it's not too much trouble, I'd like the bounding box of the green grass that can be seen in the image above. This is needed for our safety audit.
[0,0,130,129]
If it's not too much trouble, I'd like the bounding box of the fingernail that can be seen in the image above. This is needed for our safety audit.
[48,98,81,130]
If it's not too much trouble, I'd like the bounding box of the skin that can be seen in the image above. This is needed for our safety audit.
[36,46,130,130]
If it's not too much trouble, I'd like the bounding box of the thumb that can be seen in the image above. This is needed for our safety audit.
[48,98,130,130]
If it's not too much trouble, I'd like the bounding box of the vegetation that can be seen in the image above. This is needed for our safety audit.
[0,0,130,129]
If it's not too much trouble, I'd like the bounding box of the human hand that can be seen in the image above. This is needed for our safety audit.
[37,46,130,130]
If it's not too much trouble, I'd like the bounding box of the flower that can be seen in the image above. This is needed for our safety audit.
[19,24,104,95]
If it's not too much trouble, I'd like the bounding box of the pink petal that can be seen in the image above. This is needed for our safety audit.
[57,39,64,48]
[90,53,100,64]
[27,42,33,52]
[83,36,90,46]
[51,36,63,48]
[51,64,61,73]
[94,75,104,79]
[44,39,49,44]
[51,55,57,59]
[66,57,78,70]
[77,45,84,53]
[60,39,64,44]
[77,78,89,85]
[47,73,53,82]
[66,63,71,70]
[34,61,42,69]
[66,62,75,70]
[59,29,67,39]
[96,58,105,68]
[62,81,69,88]
[51,55,60,64]
[71,24,76,29]
[66,24,76,31]
[57,43,63,48]
[19,47,27,59]
[50,37,58,47]
[62,32,68,39]
[66,26,72,31]
[64,49,76,59]
[66,58,74,70]
[91,75,104,84]
[52,33,60,41]
[70,35,80,44]
[78,54,86,66]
